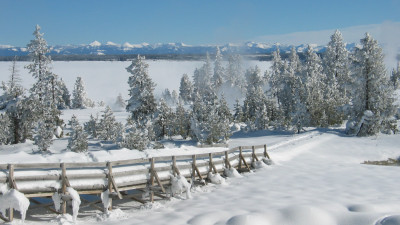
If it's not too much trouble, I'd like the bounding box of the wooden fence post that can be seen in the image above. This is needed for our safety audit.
[7,164,15,221]
[224,151,231,169]
[264,144,270,159]
[252,146,259,163]
[208,153,217,174]
[61,163,68,214]
[150,158,155,203]
[238,147,242,170]
[172,156,180,176]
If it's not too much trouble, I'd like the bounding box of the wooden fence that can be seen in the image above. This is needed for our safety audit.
[0,144,270,222]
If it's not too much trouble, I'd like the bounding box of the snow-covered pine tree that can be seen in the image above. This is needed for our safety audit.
[243,66,268,130]
[391,62,400,89]
[348,33,397,136]
[162,89,173,104]
[213,46,225,89]
[193,53,216,104]
[214,95,232,141]
[98,106,123,142]
[233,99,244,123]
[154,98,174,139]
[268,47,284,101]
[122,117,149,151]
[175,100,190,139]
[171,90,179,106]
[0,114,11,145]
[179,73,194,104]
[0,56,24,110]
[58,78,71,109]
[323,30,351,124]
[303,45,327,127]
[225,54,245,91]
[114,93,126,111]
[72,77,90,109]
[26,25,60,148]
[84,114,100,138]
[68,115,88,152]
[35,117,54,151]
[126,55,157,124]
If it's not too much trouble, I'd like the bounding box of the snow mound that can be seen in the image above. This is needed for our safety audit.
[52,192,62,212]
[0,189,30,222]
[101,190,111,213]
[376,215,400,225]
[262,157,274,165]
[207,172,225,184]
[252,160,268,169]
[96,208,127,222]
[280,205,336,225]
[53,214,75,225]
[224,167,241,178]
[170,175,191,199]
[67,187,81,221]
[226,213,270,225]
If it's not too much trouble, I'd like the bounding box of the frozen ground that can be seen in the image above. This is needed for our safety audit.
[1,121,400,225]
[0,60,270,105]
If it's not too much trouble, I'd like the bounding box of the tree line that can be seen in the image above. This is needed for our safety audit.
[0,25,399,152]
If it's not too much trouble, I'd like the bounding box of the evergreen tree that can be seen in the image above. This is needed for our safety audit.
[25,25,60,149]
[179,73,194,104]
[233,99,244,123]
[303,45,327,127]
[348,33,397,136]
[0,56,24,110]
[226,54,245,91]
[58,78,71,109]
[84,114,100,138]
[98,106,123,142]
[213,46,224,89]
[323,30,351,123]
[243,66,268,130]
[68,115,88,152]
[193,53,215,104]
[0,114,11,145]
[122,116,150,150]
[268,47,284,101]
[114,93,126,111]
[72,77,90,109]
[175,100,190,139]
[126,55,157,124]
[154,98,174,139]
[35,118,54,151]
[391,62,400,89]
[214,95,232,141]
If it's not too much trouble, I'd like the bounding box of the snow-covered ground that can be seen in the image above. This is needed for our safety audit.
[1,123,400,225]
[0,60,270,104]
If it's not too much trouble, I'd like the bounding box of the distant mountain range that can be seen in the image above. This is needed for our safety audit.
[0,41,358,58]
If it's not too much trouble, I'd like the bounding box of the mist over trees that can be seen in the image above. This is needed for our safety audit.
[0,25,398,152]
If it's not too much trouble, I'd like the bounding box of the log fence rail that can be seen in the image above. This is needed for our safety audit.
[0,144,270,222]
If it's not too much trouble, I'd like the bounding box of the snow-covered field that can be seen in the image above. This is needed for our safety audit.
[0,60,270,104]
[3,126,399,225]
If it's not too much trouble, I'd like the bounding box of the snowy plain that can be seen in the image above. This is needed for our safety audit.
[0,60,399,224]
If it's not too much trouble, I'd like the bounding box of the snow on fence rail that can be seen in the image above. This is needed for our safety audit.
[0,144,271,222]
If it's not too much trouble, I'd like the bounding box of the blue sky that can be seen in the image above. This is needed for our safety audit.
[1,0,399,46]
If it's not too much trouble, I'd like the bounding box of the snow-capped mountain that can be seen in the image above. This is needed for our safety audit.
[0,41,354,57]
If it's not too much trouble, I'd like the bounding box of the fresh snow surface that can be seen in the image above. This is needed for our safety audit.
[2,126,398,225]
[0,189,30,222]
[0,60,270,104]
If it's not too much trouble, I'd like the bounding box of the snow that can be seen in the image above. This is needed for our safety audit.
[52,192,62,212]
[66,187,81,221]
[170,175,191,199]
[89,41,102,47]
[207,172,225,184]
[0,189,30,222]
[101,190,111,213]
[224,167,241,178]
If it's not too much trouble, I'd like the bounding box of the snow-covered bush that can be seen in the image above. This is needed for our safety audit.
[68,115,88,152]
